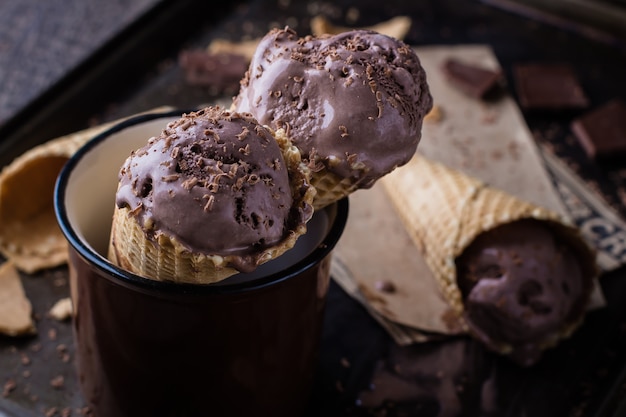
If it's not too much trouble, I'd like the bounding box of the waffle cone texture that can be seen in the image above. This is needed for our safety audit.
[108,128,316,284]
[310,169,362,210]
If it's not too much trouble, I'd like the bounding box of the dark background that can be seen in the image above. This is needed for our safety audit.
[1,0,626,416]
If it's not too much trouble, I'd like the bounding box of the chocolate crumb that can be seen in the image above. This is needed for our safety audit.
[56,344,71,362]
[45,407,59,417]
[481,109,497,124]
[335,380,345,392]
[375,280,396,293]
[162,174,180,182]
[53,277,67,287]
[340,357,351,368]
[2,379,16,397]
[80,406,93,416]
[50,375,65,389]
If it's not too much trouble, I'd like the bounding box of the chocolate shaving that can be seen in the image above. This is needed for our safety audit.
[178,49,248,94]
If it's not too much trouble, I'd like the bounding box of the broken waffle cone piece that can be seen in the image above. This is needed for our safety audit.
[206,38,261,62]
[310,15,412,40]
[0,107,172,273]
[0,261,36,336]
[0,126,108,273]
[381,153,598,364]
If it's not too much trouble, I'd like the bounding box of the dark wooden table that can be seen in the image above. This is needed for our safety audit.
[1,1,626,416]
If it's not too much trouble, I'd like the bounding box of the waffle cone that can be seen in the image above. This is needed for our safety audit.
[0,125,110,273]
[381,154,597,340]
[109,206,237,283]
[310,170,361,210]
[0,107,172,273]
[108,128,316,284]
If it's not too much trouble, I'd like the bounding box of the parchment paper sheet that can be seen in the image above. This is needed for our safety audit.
[332,45,617,344]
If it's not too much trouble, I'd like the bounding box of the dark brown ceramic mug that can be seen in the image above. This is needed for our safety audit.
[54,110,349,417]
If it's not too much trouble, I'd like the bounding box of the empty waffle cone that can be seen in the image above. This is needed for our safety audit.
[0,107,172,273]
[381,154,598,357]
[108,126,316,284]
[0,122,131,273]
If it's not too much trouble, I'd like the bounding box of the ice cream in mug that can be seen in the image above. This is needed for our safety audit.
[108,107,315,283]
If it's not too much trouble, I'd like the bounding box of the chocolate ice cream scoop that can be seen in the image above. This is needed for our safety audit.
[234,27,432,193]
[112,106,314,279]
[455,219,592,366]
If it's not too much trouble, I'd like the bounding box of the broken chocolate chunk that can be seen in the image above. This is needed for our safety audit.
[375,279,396,293]
[441,58,503,99]
[513,63,588,110]
[178,49,248,94]
[571,98,626,161]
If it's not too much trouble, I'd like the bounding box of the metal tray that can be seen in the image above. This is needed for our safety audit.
[2,0,626,416]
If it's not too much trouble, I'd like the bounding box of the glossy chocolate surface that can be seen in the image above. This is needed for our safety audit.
[234,27,432,189]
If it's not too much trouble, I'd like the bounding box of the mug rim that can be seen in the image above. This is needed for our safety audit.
[54,109,349,296]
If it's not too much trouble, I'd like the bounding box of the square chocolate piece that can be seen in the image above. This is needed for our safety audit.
[441,58,503,99]
[571,98,626,161]
[513,63,589,110]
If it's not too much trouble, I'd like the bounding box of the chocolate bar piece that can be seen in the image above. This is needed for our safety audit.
[513,63,589,110]
[178,49,248,93]
[571,98,626,161]
[441,58,503,99]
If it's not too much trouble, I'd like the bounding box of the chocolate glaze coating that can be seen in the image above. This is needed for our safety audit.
[234,27,432,188]
[115,107,299,257]
[455,219,589,366]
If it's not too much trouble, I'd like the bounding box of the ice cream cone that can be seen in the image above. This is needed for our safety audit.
[108,113,316,284]
[234,27,432,212]
[381,153,598,358]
